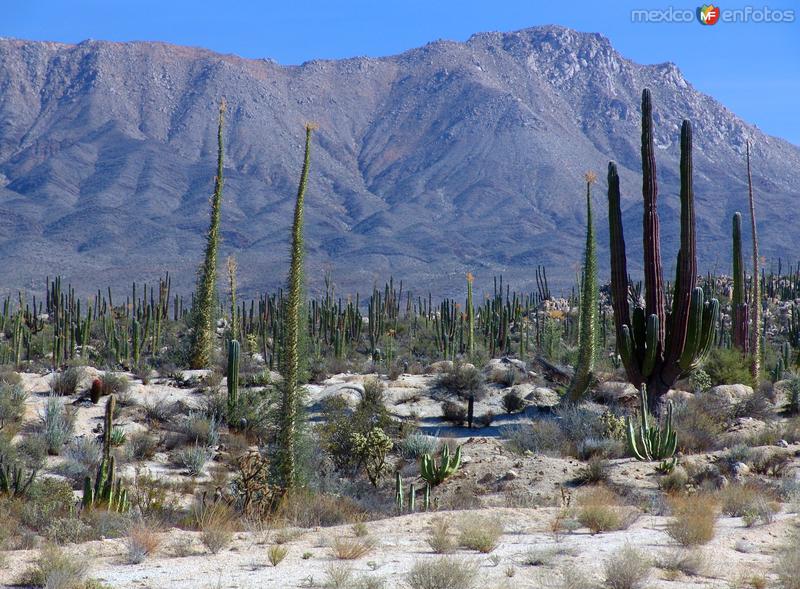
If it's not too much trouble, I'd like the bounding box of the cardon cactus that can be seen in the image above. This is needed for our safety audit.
[421,444,462,487]
[608,89,719,413]
[731,212,749,353]
[82,395,128,512]
[227,339,240,424]
[626,385,677,462]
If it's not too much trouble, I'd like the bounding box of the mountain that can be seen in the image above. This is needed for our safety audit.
[0,26,798,299]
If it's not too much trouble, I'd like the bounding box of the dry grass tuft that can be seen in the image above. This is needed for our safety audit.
[603,545,650,589]
[457,515,503,553]
[196,503,236,554]
[426,518,456,554]
[126,522,161,564]
[576,486,635,534]
[267,544,288,566]
[330,535,377,560]
[407,557,478,589]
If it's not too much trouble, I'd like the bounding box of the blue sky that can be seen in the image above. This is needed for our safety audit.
[5,1,799,144]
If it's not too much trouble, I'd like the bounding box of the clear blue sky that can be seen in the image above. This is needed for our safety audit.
[5,0,799,144]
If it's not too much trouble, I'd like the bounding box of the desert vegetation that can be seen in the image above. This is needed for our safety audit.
[0,89,797,588]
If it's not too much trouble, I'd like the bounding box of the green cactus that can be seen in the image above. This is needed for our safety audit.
[82,395,128,511]
[466,273,475,357]
[731,212,749,353]
[0,457,36,498]
[227,339,240,424]
[625,385,677,461]
[395,471,404,512]
[189,100,226,369]
[420,445,462,487]
[745,141,761,381]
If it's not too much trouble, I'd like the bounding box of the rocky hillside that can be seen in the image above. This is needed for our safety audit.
[0,26,798,297]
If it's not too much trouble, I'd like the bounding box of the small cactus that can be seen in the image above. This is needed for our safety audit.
[227,339,240,424]
[625,385,677,461]
[420,445,462,487]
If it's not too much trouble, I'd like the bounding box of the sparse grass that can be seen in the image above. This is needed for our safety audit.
[143,398,177,423]
[658,466,688,493]
[126,431,158,461]
[196,503,235,554]
[666,494,718,546]
[50,367,82,397]
[324,563,353,589]
[572,457,609,485]
[658,548,705,577]
[330,535,376,560]
[775,531,800,589]
[39,394,75,455]
[426,518,456,554]
[267,544,288,566]
[126,522,161,564]
[401,431,439,458]
[175,443,212,476]
[457,515,503,553]
[407,557,478,589]
[603,545,650,589]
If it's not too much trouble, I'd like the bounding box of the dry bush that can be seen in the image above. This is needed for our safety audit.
[603,545,650,589]
[407,557,478,589]
[559,566,596,589]
[666,494,718,546]
[126,522,161,564]
[577,486,634,534]
[426,518,456,554]
[750,448,792,478]
[658,548,706,577]
[196,503,236,554]
[572,457,609,485]
[275,488,364,528]
[717,483,778,518]
[775,531,800,589]
[324,563,353,588]
[658,466,688,493]
[330,535,377,560]
[20,544,88,588]
[457,515,503,553]
[267,544,288,566]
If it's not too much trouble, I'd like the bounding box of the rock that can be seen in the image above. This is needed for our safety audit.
[524,387,560,408]
[501,469,519,481]
[319,382,365,408]
[735,540,758,554]
[732,462,750,481]
[594,381,637,402]
[483,357,527,383]
[664,389,694,405]
[777,439,790,448]
[702,384,754,409]
[478,473,494,485]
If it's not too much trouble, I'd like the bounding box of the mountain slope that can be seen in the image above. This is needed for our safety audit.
[0,26,798,298]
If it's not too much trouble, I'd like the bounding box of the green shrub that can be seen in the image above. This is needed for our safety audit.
[20,544,89,588]
[0,382,26,429]
[50,367,82,397]
[400,431,439,459]
[441,400,467,425]
[703,348,754,388]
[38,395,75,455]
[437,362,484,400]
[502,391,526,414]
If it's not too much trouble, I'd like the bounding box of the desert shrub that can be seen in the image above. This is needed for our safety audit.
[572,457,609,485]
[742,496,779,527]
[50,367,82,397]
[126,522,161,564]
[426,518,456,554]
[330,535,376,559]
[437,362,484,400]
[785,376,800,415]
[672,398,725,452]
[267,544,288,566]
[718,483,763,517]
[560,567,596,589]
[505,420,565,455]
[689,368,712,393]
[577,486,632,534]
[16,434,47,470]
[475,411,495,428]
[350,426,392,486]
[441,400,467,425]
[318,389,395,473]
[143,398,177,423]
[658,467,688,493]
[276,488,364,528]
[775,531,800,589]
[324,563,354,589]
[703,347,754,387]
[128,470,181,523]
[576,437,625,461]
[407,557,478,589]
[21,478,76,532]
[0,382,26,429]
[100,372,129,398]
[457,515,503,553]
[502,391,526,414]
[126,432,158,461]
[182,411,220,447]
[82,509,131,541]
[20,544,88,588]
[196,502,235,554]
[361,377,386,407]
[58,437,102,484]
[603,545,650,589]
[658,548,705,577]
[45,516,90,545]
[401,431,439,459]
[133,361,153,386]
[174,443,212,476]
[750,448,792,477]
[39,394,75,455]
[666,494,718,546]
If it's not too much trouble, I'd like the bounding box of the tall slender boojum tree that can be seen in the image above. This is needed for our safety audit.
[746,141,761,381]
[189,99,226,369]
[277,123,314,490]
[567,171,598,402]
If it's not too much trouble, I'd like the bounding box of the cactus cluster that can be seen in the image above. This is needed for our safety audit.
[420,444,462,487]
[625,385,677,463]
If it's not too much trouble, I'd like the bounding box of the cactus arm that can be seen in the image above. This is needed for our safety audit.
[678,288,704,370]
[642,314,659,378]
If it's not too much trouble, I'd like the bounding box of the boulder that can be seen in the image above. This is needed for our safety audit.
[524,386,560,408]
[426,360,454,374]
[702,384,754,409]
[318,382,365,409]
[594,381,638,403]
[483,357,527,383]
[664,389,694,405]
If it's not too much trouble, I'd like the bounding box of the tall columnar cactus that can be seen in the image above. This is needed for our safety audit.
[746,142,761,380]
[567,172,599,402]
[608,89,719,412]
[277,124,314,490]
[82,395,128,511]
[189,100,226,369]
[731,212,749,353]
[420,445,462,487]
[227,339,240,424]
[626,385,677,461]
[466,273,475,356]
